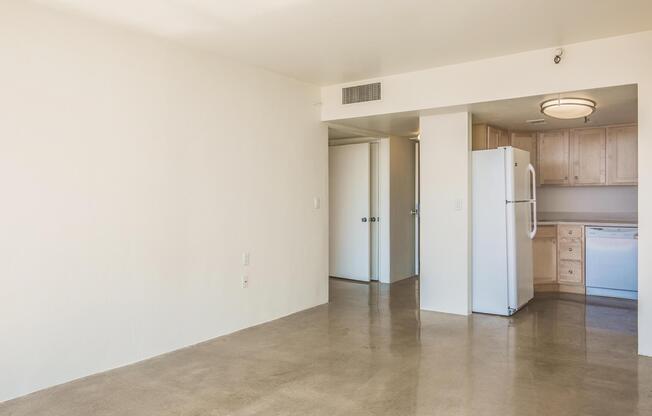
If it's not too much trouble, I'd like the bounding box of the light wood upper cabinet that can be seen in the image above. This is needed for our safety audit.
[538,130,570,186]
[511,131,537,169]
[472,124,488,150]
[533,225,557,284]
[476,123,637,188]
[472,124,508,150]
[607,125,638,185]
[498,129,510,147]
[487,126,501,149]
[570,128,606,186]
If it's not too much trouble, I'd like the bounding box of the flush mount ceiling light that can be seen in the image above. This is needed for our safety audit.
[540,97,596,119]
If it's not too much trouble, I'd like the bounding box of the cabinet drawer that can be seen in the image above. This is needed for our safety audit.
[559,242,582,261]
[558,225,583,240]
[537,225,557,238]
[559,260,583,284]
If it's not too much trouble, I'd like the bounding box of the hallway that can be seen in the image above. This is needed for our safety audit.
[2,278,650,416]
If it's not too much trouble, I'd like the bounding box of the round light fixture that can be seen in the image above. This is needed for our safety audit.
[540,97,596,120]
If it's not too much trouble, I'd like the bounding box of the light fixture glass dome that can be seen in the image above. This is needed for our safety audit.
[540,98,596,119]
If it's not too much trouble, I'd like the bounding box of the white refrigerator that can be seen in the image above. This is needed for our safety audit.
[472,147,537,316]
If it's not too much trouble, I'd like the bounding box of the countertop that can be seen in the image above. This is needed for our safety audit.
[537,212,638,228]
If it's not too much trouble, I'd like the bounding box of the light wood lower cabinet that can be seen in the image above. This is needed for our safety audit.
[533,224,586,294]
[557,224,585,292]
[533,226,557,285]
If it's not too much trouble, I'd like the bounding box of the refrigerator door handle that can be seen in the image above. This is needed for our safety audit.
[528,163,537,239]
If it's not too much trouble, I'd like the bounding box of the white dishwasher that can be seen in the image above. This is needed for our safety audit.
[585,227,638,300]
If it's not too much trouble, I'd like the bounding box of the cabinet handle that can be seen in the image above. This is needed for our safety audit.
[568,230,573,235]
[568,248,573,252]
[575,176,579,180]
[569,270,573,274]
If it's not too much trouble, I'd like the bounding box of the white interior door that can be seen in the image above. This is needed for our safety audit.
[329,143,371,281]
[389,138,417,281]
[370,142,380,281]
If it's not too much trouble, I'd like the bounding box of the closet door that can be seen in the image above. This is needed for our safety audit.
[329,143,371,281]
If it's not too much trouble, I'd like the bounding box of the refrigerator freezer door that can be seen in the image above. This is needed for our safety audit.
[506,200,535,312]
[504,147,535,202]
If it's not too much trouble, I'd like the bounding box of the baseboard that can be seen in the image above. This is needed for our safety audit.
[534,283,586,294]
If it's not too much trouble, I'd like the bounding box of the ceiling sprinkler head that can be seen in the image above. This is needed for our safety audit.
[554,48,564,64]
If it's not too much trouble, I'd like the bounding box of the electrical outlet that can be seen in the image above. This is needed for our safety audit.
[313,197,321,210]
[242,275,249,288]
[242,252,250,266]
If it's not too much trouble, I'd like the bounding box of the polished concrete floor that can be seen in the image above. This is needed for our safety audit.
[2,277,651,415]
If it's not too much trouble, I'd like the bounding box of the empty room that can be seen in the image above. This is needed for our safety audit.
[2,1,652,415]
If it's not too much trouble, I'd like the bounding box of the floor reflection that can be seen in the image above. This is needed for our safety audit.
[328,277,649,416]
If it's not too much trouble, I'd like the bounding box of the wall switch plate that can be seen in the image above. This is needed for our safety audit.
[313,197,321,210]
[242,275,249,288]
[242,252,250,266]
[455,199,463,211]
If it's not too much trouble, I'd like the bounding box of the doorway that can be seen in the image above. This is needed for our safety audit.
[328,135,418,284]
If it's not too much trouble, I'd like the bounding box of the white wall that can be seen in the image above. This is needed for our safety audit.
[0,1,328,402]
[389,137,417,282]
[537,186,638,215]
[321,31,652,356]
[419,112,472,315]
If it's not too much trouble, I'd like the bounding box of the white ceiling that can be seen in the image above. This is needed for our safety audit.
[471,85,638,131]
[35,0,652,85]
[330,84,638,136]
[328,127,365,140]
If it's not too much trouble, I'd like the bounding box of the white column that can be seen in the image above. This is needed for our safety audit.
[419,112,472,315]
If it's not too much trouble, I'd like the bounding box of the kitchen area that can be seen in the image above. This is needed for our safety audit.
[471,84,638,314]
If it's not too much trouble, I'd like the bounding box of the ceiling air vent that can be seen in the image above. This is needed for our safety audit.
[526,118,547,125]
[342,82,381,105]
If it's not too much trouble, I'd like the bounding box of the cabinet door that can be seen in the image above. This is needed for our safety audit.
[499,129,510,147]
[472,124,488,150]
[607,125,638,185]
[511,132,537,169]
[570,128,606,185]
[533,226,557,284]
[487,126,501,149]
[538,130,570,185]
[558,260,583,284]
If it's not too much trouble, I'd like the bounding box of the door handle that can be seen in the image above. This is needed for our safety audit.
[410,209,418,215]
[528,163,537,240]
[361,217,368,223]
